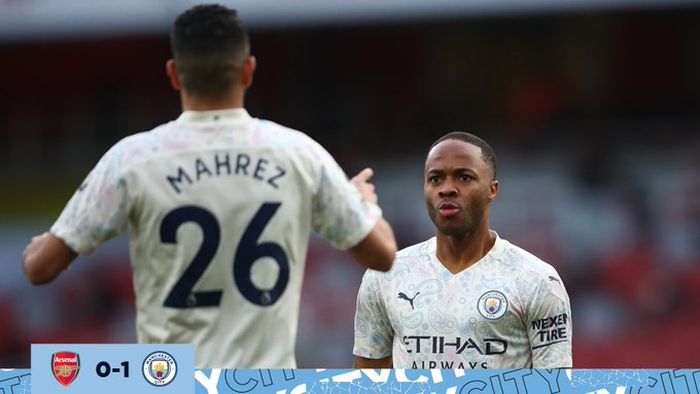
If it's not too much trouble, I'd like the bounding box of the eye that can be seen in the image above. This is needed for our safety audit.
[460,174,473,181]
[428,175,441,184]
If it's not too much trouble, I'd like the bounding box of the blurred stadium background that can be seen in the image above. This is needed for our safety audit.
[1,0,699,368]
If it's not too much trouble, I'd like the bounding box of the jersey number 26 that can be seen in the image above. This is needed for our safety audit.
[159,202,289,308]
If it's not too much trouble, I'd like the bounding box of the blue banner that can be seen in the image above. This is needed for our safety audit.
[192,369,700,394]
[0,369,30,394]
[5,347,699,393]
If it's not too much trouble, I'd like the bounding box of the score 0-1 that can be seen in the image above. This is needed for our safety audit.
[95,360,130,378]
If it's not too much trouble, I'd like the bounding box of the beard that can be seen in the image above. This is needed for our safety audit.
[426,194,489,237]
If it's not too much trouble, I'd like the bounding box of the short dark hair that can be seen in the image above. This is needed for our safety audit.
[429,131,497,179]
[170,4,249,100]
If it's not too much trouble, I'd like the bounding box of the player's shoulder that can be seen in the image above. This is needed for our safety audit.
[252,118,324,151]
[496,235,562,282]
[117,125,164,147]
[103,123,170,166]
[245,117,340,171]
[396,237,435,261]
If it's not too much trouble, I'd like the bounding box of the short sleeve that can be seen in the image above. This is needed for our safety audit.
[527,271,573,368]
[310,144,382,250]
[50,142,132,255]
[353,270,393,359]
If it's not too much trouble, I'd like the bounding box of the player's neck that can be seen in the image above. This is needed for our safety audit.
[180,89,245,111]
[435,225,495,275]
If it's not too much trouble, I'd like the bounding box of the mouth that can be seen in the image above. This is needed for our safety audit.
[437,202,461,217]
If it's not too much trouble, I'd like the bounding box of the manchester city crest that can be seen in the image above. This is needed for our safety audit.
[142,351,177,386]
[477,290,508,320]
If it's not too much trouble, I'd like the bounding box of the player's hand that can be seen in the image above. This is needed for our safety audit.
[23,232,51,262]
[23,232,77,285]
[351,168,378,205]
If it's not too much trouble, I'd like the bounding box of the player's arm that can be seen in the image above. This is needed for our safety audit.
[527,271,573,368]
[348,218,394,272]
[353,269,394,367]
[310,143,397,271]
[354,355,392,368]
[23,232,77,285]
[24,141,132,286]
[348,168,396,272]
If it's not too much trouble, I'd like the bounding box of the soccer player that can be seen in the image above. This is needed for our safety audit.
[353,132,572,369]
[22,4,397,369]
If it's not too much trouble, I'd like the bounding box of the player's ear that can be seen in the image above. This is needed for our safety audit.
[166,59,182,91]
[240,55,256,88]
[488,179,499,202]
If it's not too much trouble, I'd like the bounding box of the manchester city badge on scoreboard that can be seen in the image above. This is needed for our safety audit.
[31,344,194,394]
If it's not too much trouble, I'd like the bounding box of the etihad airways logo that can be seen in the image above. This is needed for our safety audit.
[403,336,507,355]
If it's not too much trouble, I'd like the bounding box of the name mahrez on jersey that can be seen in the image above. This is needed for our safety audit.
[166,152,287,193]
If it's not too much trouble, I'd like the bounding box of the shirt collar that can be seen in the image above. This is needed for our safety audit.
[427,230,503,253]
[176,108,252,124]
[427,230,506,265]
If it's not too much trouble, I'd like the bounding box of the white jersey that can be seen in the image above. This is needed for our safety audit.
[51,109,381,368]
[353,233,572,369]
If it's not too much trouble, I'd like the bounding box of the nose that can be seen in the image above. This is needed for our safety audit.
[438,179,458,198]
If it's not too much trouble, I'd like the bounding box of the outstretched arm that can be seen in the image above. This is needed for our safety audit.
[23,232,77,285]
[349,217,395,272]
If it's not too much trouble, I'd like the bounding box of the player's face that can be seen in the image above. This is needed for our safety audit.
[424,140,498,237]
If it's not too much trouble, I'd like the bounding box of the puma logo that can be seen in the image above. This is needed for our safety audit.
[398,291,420,310]
[548,276,561,284]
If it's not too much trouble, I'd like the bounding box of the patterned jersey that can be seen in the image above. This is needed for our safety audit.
[353,232,572,369]
[51,109,381,368]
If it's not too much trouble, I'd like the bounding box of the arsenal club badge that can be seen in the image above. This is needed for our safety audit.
[52,351,80,387]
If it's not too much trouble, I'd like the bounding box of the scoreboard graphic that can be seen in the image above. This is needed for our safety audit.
[30,344,193,393]
[0,346,694,393]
